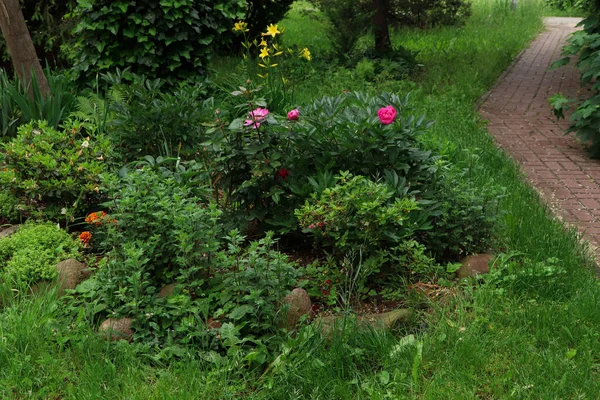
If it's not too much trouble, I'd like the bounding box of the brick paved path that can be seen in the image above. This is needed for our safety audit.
[479,17,600,255]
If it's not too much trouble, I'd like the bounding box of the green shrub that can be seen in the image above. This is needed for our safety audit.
[71,169,299,359]
[0,189,19,223]
[418,171,501,261]
[97,168,221,283]
[295,172,424,252]
[355,58,376,81]
[201,91,438,232]
[551,15,600,157]
[544,0,595,12]
[308,0,372,59]
[289,92,438,192]
[390,0,472,27]
[0,222,79,283]
[0,120,110,220]
[103,75,213,162]
[215,230,300,338]
[69,0,246,81]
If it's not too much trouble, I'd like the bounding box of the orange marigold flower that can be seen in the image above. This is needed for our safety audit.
[85,211,107,225]
[79,231,92,244]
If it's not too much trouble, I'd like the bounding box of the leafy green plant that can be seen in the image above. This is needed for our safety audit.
[296,172,424,252]
[68,0,246,81]
[484,254,568,298]
[550,15,600,157]
[308,0,372,60]
[0,189,19,224]
[215,230,300,338]
[390,0,472,27]
[102,75,213,162]
[544,0,595,12]
[0,120,110,220]
[71,170,299,359]
[418,168,502,261]
[0,69,75,139]
[0,222,80,283]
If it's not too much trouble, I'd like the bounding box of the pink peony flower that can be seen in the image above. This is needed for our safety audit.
[287,109,299,121]
[250,107,269,118]
[378,105,397,125]
[244,120,261,129]
[244,107,269,129]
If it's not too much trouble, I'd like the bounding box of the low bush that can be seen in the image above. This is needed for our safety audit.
[295,172,425,253]
[307,0,372,59]
[390,0,472,27]
[0,120,110,220]
[0,189,19,224]
[0,222,79,283]
[199,91,438,232]
[544,0,595,12]
[102,75,213,162]
[71,168,299,359]
[551,15,600,157]
[418,169,502,261]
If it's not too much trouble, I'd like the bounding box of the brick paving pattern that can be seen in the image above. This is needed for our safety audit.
[479,17,600,255]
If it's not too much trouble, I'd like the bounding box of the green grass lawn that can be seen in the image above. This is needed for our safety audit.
[3,0,600,398]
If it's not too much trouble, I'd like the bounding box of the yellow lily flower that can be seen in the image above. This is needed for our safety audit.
[259,47,270,59]
[233,21,249,33]
[259,38,268,47]
[262,24,281,37]
[299,47,311,61]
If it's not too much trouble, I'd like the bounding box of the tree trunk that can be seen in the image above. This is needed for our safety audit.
[373,0,392,55]
[0,0,50,98]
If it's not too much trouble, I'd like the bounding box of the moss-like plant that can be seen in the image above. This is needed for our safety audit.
[0,222,80,283]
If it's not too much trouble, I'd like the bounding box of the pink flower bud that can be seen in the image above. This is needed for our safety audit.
[287,109,300,121]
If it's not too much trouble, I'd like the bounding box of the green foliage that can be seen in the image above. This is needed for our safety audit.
[419,169,502,261]
[98,168,220,283]
[550,15,600,157]
[201,91,438,232]
[355,58,376,81]
[0,222,79,283]
[295,92,437,184]
[390,0,472,27]
[308,0,372,59]
[0,69,75,140]
[69,0,246,81]
[544,0,595,12]
[101,74,212,162]
[0,189,19,223]
[0,120,110,220]
[71,170,299,359]
[484,254,568,298]
[215,230,300,338]
[296,172,423,252]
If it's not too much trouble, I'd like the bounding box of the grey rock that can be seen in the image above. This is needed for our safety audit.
[314,308,412,336]
[0,225,20,239]
[457,253,494,278]
[99,317,134,342]
[157,283,176,298]
[281,288,312,330]
[56,259,89,297]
